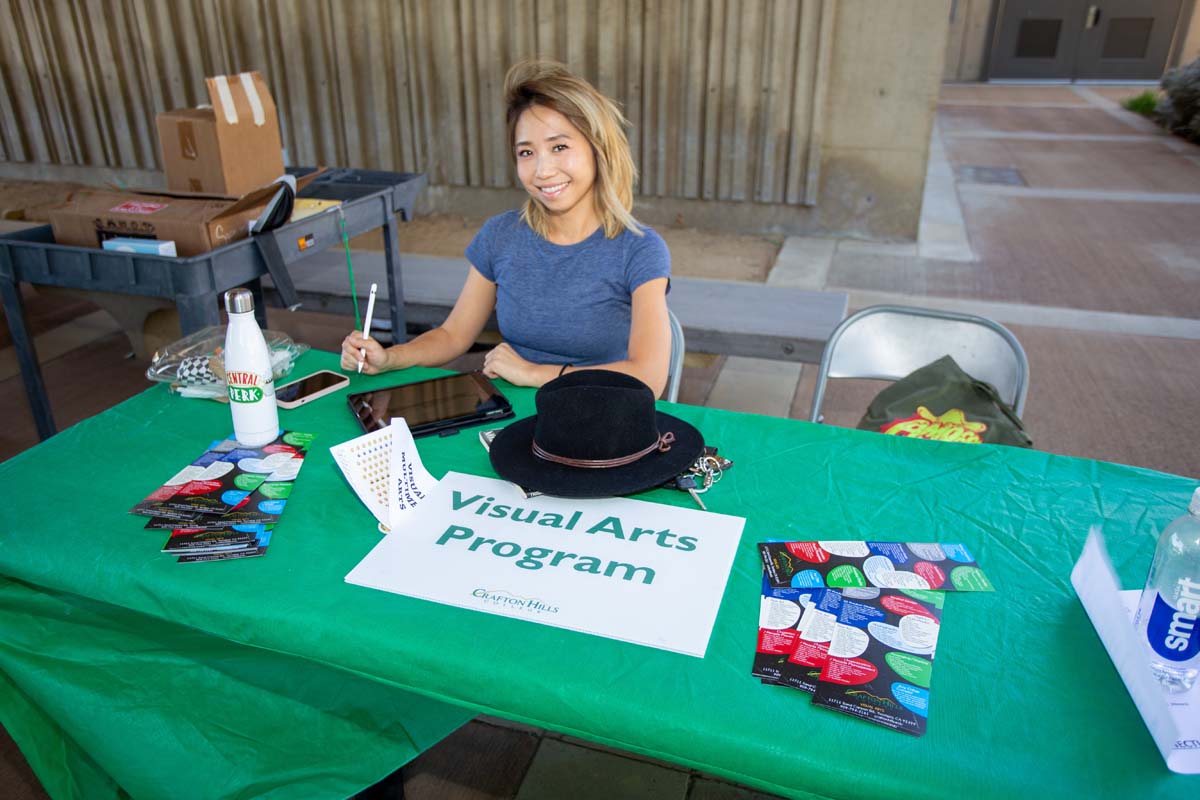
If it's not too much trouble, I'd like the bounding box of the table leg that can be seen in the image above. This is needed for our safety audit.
[382,215,407,344]
[0,277,56,439]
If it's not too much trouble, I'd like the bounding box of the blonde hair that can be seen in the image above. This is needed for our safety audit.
[504,60,641,239]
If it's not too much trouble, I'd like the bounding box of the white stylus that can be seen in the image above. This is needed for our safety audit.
[358,283,378,374]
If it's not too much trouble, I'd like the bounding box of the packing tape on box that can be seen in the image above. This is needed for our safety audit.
[214,75,238,124]
[239,72,266,126]
[211,73,268,127]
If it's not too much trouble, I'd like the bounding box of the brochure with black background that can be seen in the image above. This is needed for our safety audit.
[176,528,274,562]
[130,465,216,519]
[755,579,843,692]
[131,434,310,518]
[144,478,291,530]
[754,581,810,684]
[752,541,991,737]
[158,435,308,516]
[777,587,846,693]
[131,432,313,562]
[759,540,993,592]
[812,588,943,737]
[161,525,263,553]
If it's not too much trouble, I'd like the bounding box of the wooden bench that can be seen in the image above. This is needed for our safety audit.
[269,252,848,363]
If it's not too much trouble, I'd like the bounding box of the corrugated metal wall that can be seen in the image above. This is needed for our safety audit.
[0,0,833,205]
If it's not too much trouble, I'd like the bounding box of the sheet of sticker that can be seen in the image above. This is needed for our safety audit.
[130,431,314,561]
[329,425,393,529]
[329,419,437,533]
[753,541,992,737]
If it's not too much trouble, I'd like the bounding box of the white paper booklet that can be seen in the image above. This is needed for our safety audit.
[330,420,436,531]
[346,472,746,658]
[388,417,436,529]
[1071,527,1199,774]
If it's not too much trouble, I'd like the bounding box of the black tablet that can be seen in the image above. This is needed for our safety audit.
[346,371,514,436]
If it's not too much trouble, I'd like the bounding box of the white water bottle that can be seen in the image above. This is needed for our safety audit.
[223,288,278,447]
[1133,486,1200,693]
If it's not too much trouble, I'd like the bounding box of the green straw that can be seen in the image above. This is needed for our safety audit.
[338,207,362,329]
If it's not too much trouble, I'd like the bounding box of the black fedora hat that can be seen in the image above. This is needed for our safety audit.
[489,370,704,498]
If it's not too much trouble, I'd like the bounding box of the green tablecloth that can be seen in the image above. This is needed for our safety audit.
[1,350,1196,799]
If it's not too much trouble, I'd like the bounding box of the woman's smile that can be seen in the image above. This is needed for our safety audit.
[537,181,570,200]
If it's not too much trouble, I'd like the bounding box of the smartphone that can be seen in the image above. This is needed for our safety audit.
[276,369,351,409]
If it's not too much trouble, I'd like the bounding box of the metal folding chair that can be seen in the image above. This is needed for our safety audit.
[665,308,685,403]
[809,304,1029,423]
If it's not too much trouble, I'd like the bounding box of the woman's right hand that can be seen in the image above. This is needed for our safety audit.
[341,330,392,375]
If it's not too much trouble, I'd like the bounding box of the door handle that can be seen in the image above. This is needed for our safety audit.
[1085,5,1101,29]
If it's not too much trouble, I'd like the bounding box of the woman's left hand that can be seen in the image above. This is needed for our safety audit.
[482,342,544,386]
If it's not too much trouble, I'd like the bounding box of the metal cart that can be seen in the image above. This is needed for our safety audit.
[0,167,426,440]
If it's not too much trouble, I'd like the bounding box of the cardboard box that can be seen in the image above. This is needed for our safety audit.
[157,71,285,197]
[49,185,279,257]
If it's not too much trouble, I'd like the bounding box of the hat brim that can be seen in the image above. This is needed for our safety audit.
[488,411,704,498]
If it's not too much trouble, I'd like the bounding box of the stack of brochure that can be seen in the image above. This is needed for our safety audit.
[752,541,994,737]
[130,431,315,562]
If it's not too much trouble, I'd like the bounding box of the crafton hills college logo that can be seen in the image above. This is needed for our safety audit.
[472,588,560,615]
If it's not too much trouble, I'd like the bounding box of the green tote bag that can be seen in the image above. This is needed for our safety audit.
[856,355,1032,447]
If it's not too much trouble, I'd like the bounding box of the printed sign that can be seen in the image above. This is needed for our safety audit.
[345,472,746,657]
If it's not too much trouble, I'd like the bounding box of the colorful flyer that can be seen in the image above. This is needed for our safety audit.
[147,478,295,530]
[754,580,842,691]
[777,587,849,693]
[177,528,274,563]
[161,525,260,554]
[754,582,815,684]
[131,448,234,515]
[759,540,993,591]
[158,435,307,516]
[131,431,314,518]
[811,588,944,737]
[133,431,313,563]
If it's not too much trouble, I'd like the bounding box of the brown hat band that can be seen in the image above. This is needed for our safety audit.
[531,431,676,469]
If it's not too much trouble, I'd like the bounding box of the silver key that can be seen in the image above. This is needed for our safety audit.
[686,487,707,510]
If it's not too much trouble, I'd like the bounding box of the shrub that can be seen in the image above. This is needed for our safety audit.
[1155,57,1200,144]
[1122,90,1158,117]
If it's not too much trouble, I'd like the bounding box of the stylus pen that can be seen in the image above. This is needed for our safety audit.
[358,283,378,374]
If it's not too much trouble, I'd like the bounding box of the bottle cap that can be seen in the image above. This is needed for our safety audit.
[1190,487,1200,516]
[224,288,254,314]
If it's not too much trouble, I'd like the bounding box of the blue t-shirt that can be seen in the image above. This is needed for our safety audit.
[465,210,671,366]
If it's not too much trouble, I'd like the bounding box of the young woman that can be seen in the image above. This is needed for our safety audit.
[340,60,672,396]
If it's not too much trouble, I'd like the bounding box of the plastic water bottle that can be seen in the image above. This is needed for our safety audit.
[1133,486,1200,693]
[223,288,278,447]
